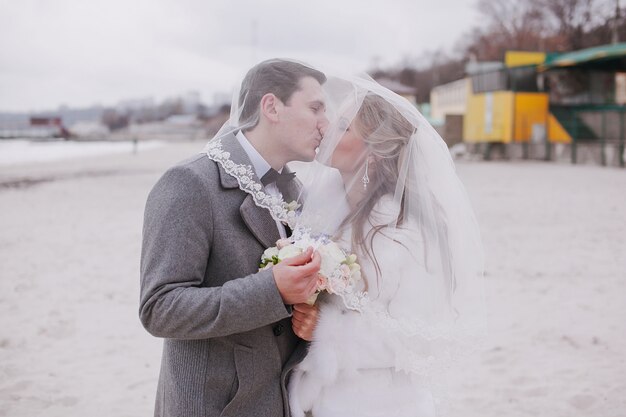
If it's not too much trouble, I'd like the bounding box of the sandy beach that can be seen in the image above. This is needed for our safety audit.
[0,141,624,417]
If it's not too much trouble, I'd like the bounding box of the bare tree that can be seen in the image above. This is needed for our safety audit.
[368,50,465,103]
[367,0,620,103]
[533,0,610,49]
[477,0,548,50]
[449,0,553,62]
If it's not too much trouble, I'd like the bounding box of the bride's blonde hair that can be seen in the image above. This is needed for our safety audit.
[340,94,415,290]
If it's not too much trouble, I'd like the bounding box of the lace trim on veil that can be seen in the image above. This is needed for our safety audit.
[204,138,368,311]
[290,226,370,312]
[205,138,296,228]
[206,138,481,384]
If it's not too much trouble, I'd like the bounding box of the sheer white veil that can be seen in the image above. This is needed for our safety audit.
[203,60,486,409]
[202,58,328,226]
[293,71,487,399]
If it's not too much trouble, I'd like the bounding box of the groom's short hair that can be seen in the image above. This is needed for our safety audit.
[238,59,326,131]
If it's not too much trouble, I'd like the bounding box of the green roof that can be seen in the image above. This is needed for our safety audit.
[539,43,626,71]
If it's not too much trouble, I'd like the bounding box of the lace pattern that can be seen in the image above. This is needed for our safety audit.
[290,225,370,312]
[205,138,297,228]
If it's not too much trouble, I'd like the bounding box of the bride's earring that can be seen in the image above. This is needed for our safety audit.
[362,159,370,190]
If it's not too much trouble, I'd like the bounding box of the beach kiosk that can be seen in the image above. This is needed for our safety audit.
[462,44,626,166]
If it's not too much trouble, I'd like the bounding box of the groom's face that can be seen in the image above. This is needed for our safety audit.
[275,76,328,162]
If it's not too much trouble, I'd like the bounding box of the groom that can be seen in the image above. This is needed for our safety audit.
[139,59,328,417]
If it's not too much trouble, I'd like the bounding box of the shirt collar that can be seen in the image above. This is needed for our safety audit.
[235,130,275,178]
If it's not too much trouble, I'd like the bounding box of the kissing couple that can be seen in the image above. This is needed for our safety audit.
[139,59,485,417]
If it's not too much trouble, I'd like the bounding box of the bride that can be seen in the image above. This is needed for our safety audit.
[288,75,486,417]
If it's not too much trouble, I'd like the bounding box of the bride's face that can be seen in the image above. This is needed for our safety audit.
[330,118,368,175]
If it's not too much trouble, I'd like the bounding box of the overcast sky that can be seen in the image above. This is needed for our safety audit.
[0,0,479,112]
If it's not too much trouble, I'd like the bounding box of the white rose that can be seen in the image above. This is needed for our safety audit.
[322,242,346,264]
[278,244,303,260]
[317,242,346,277]
[262,247,279,261]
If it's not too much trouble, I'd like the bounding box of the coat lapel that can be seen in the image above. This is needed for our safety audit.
[215,131,255,189]
[215,132,281,248]
[240,194,281,248]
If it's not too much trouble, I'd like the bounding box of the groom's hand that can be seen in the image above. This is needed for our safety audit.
[292,303,319,341]
[273,247,321,305]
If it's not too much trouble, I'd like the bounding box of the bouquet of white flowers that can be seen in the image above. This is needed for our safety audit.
[259,235,362,305]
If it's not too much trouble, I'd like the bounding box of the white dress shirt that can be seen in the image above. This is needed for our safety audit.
[236,131,288,239]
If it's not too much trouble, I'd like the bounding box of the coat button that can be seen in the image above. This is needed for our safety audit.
[273,323,284,336]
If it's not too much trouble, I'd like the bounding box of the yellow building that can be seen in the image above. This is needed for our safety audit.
[463,51,569,145]
[458,44,626,166]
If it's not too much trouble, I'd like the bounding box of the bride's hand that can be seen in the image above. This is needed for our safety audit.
[291,303,319,341]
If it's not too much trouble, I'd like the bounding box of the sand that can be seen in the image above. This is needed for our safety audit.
[0,141,624,416]
[450,161,626,416]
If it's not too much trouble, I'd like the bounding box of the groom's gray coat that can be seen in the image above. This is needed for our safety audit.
[139,133,307,417]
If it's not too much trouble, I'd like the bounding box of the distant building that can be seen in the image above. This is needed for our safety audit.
[30,117,71,138]
[430,78,472,123]
[375,78,417,104]
[438,44,626,166]
[429,79,473,146]
[0,116,70,139]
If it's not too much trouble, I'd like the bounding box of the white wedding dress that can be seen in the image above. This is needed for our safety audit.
[289,196,437,417]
